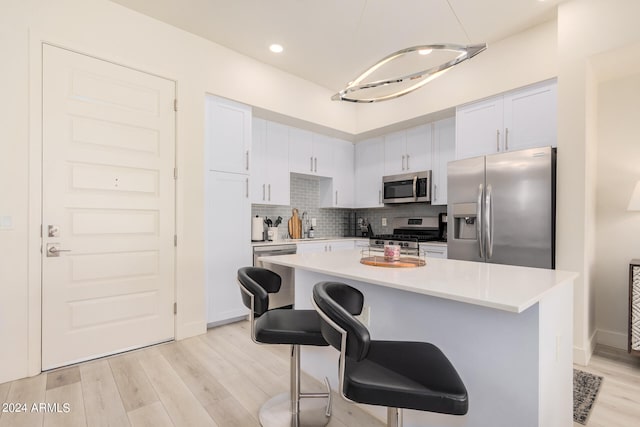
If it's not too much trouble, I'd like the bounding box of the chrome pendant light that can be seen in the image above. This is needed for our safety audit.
[332,0,487,103]
[331,43,486,103]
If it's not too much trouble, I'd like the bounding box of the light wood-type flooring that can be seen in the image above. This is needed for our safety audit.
[0,321,638,427]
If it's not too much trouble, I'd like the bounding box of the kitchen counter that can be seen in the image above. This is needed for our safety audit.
[251,237,369,247]
[259,249,577,427]
[259,249,576,313]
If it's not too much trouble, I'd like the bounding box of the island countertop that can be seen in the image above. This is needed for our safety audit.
[258,249,578,313]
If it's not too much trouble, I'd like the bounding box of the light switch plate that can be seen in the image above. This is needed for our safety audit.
[0,216,13,230]
[382,218,387,226]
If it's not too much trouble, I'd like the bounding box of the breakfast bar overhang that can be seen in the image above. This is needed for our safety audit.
[259,249,578,427]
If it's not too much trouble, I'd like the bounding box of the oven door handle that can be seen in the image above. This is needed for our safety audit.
[412,176,418,201]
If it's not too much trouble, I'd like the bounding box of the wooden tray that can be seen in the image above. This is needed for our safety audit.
[360,256,426,268]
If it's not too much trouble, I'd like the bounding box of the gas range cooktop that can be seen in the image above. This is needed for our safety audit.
[369,217,446,249]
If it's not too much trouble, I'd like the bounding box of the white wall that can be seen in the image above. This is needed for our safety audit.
[557,0,640,364]
[594,73,640,348]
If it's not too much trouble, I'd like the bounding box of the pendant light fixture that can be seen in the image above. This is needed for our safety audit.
[332,1,487,103]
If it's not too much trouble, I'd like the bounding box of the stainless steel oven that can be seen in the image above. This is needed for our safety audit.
[382,171,432,204]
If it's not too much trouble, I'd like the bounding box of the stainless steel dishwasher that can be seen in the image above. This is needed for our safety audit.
[253,244,297,309]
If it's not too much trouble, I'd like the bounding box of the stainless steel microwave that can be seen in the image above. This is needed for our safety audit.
[382,171,432,204]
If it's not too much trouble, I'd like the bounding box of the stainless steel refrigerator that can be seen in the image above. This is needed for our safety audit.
[447,146,556,269]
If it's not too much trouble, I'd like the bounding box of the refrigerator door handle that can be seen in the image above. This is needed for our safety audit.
[485,184,493,259]
[477,184,484,258]
[412,175,418,200]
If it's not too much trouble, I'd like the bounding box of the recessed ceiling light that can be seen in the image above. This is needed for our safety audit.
[269,44,284,53]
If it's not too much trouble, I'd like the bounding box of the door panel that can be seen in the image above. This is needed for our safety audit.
[42,45,176,370]
[447,156,485,263]
[485,147,554,268]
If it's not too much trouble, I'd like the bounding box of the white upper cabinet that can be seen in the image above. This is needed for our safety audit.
[289,128,333,177]
[355,136,385,208]
[455,80,557,160]
[502,82,557,152]
[251,118,290,205]
[288,127,313,174]
[320,138,354,208]
[205,95,251,174]
[384,125,431,176]
[455,96,504,159]
[431,117,455,206]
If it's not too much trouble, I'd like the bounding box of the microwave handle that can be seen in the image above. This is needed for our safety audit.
[412,176,418,200]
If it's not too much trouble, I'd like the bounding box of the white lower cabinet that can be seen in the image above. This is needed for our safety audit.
[297,240,355,254]
[421,244,447,259]
[206,171,251,324]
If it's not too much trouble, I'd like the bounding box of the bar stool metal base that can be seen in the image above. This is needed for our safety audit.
[259,392,330,427]
[258,344,331,427]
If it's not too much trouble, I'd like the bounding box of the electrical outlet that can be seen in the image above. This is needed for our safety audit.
[311,218,317,226]
[382,218,387,226]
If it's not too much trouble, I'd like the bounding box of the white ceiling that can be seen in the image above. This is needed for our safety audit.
[110,0,564,92]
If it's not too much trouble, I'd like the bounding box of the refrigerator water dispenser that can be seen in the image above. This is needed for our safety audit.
[451,203,478,240]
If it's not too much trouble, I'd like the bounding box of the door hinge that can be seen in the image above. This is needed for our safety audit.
[173,99,178,112]
[174,235,177,246]
[173,167,177,180]
[173,302,177,314]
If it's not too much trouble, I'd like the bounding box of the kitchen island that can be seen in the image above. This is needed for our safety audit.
[259,249,577,427]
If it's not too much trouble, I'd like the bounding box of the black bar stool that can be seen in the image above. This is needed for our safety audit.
[312,281,468,427]
[237,266,332,427]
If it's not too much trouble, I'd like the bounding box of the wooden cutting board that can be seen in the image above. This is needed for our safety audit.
[288,208,302,239]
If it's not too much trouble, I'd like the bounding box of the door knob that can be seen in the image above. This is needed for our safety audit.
[46,243,71,257]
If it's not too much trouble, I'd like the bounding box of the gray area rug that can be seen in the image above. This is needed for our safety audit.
[574,369,603,425]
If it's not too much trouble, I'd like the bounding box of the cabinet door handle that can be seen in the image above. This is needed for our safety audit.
[268,184,271,201]
[245,150,249,171]
[505,128,509,151]
[262,183,265,201]
[246,178,249,198]
[335,190,338,205]
[310,156,313,172]
[406,154,410,170]
[496,129,500,152]
[434,184,437,201]
[314,157,317,172]
[402,155,406,170]
[379,189,382,204]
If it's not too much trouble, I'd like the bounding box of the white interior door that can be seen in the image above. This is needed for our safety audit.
[41,45,176,370]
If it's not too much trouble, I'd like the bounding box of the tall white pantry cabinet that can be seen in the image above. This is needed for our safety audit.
[205,95,251,324]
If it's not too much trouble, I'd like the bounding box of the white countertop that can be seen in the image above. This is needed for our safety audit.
[258,249,577,313]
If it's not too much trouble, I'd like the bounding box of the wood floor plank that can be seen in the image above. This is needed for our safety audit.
[80,360,130,427]
[204,396,260,427]
[158,341,230,407]
[43,382,86,427]
[136,347,217,427]
[127,401,173,427]
[109,353,158,412]
[0,374,47,427]
[46,366,81,391]
[180,336,241,380]
[0,381,10,403]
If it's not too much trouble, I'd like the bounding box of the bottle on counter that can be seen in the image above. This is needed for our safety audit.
[308,226,315,238]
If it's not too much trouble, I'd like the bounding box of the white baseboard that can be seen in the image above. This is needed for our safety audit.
[596,328,627,350]
[176,319,207,340]
[573,329,597,366]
